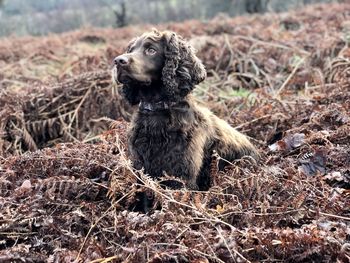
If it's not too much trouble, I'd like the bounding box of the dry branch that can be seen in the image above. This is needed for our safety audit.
[0,70,131,156]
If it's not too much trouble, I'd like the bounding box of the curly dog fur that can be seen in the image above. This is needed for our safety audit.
[113,30,258,190]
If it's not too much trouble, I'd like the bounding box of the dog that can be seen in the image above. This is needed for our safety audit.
[112,30,258,190]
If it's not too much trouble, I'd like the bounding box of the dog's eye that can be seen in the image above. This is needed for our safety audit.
[145,47,156,56]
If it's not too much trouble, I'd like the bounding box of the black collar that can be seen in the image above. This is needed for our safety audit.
[139,101,178,112]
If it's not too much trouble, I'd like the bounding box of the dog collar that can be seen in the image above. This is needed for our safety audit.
[139,101,176,112]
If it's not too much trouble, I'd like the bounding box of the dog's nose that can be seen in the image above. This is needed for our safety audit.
[114,55,129,66]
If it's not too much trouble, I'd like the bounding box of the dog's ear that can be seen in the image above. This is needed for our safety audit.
[162,32,206,101]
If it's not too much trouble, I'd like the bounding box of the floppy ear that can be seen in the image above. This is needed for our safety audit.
[162,32,206,101]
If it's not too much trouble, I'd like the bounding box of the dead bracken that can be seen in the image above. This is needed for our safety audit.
[0,3,349,262]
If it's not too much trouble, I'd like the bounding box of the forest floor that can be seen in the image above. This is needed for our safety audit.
[0,2,349,263]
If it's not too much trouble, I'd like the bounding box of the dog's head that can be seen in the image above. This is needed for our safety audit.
[113,30,206,102]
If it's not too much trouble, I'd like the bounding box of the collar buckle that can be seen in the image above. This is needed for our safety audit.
[139,101,171,112]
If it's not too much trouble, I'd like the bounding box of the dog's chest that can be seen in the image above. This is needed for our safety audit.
[129,113,191,177]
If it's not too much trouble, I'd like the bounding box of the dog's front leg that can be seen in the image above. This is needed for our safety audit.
[185,177,199,190]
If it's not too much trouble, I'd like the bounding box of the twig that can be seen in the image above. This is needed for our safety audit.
[75,193,131,260]
[215,225,251,263]
[310,210,350,221]
[232,35,310,55]
[274,57,306,97]
[89,255,119,263]
[68,85,92,129]
[152,243,226,263]
[234,114,272,129]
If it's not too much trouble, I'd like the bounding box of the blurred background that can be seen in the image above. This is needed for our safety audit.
[0,0,343,37]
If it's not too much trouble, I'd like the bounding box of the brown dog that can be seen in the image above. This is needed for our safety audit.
[113,30,258,190]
